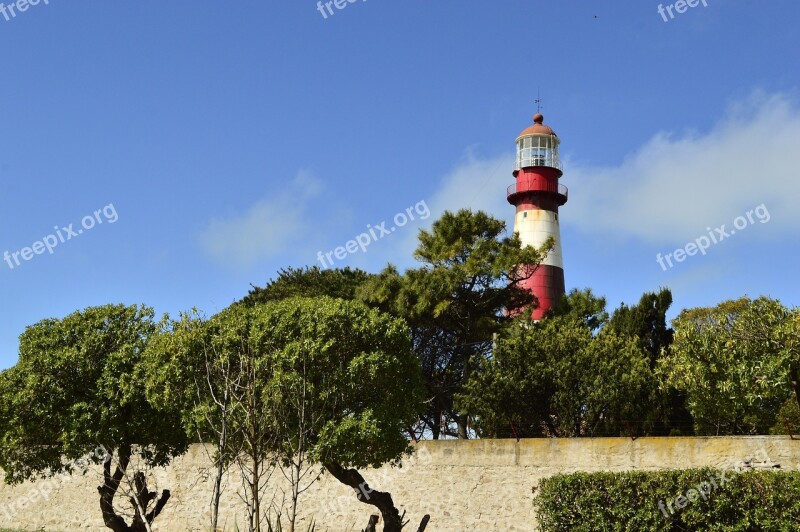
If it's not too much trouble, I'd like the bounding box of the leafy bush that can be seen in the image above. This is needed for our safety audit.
[771,398,800,435]
[534,468,800,531]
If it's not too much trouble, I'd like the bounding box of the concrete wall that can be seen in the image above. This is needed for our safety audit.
[1,437,798,531]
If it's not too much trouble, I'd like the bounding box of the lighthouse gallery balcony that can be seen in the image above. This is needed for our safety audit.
[507,180,568,206]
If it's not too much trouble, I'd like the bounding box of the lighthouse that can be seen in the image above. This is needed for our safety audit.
[506,113,568,320]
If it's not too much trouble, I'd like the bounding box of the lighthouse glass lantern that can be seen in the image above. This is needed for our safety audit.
[515,132,561,170]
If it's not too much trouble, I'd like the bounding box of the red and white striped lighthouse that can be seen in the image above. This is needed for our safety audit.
[507,113,568,320]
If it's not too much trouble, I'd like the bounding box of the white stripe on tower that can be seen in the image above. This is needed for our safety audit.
[514,210,563,268]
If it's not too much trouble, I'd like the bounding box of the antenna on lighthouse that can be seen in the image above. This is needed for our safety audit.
[535,90,543,114]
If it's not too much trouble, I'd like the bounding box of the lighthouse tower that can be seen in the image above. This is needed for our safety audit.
[506,113,568,320]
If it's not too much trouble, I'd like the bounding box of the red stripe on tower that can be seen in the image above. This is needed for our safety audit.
[507,113,568,320]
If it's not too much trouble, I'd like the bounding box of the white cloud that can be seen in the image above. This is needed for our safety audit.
[392,150,517,264]
[203,92,800,273]
[200,171,323,269]
[416,91,800,251]
[565,91,800,243]
[426,149,517,223]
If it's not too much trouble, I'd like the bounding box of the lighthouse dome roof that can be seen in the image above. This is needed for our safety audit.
[517,114,557,138]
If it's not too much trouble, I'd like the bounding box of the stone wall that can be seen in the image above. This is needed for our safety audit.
[1,437,798,531]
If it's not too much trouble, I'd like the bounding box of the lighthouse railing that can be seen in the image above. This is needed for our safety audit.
[506,182,568,201]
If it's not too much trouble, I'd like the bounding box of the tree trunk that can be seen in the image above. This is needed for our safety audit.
[210,413,227,532]
[456,414,468,439]
[97,446,171,532]
[252,456,262,532]
[364,515,379,531]
[432,410,443,440]
[416,515,431,531]
[323,462,403,532]
[211,453,224,532]
[289,459,302,532]
[790,366,800,413]
[98,445,131,532]
[129,472,171,532]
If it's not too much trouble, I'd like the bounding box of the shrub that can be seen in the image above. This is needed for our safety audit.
[534,468,800,531]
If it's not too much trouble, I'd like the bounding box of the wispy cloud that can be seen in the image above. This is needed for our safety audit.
[425,149,516,224]
[200,171,324,269]
[414,91,800,253]
[391,150,516,265]
[203,92,800,273]
[565,91,800,243]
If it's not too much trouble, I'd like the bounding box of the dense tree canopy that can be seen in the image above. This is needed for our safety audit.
[143,297,425,531]
[358,209,552,439]
[459,290,654,438]
[660,296,800,435]
[242,266,373,306]
[0,304,188,532]
[606,288,674,365]
[4,200,800,532]
[605,289,690,435]
[3,199,798,532]
[545,287,609,331]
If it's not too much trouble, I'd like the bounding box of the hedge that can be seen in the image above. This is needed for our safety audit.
[534,468,800,531]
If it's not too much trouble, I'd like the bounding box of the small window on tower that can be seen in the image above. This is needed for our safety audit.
[523,212,528,218]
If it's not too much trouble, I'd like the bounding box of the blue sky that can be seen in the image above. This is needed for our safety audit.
[1,0,799,368]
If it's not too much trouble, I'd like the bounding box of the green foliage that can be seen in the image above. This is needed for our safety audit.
[606,288,674,364]
[660,296,798,435]
[242,266,374,306]
[260,297,424,468]
[142,307,246,463]
[535,469,800,531]
[770,397,800,435]
[144,296,424,470]
[144,297,423,531]
[358,209,551,438]
[546,288,609,331]
[605,289,690,435]
[0,304,188,485]
[459,290,654,438]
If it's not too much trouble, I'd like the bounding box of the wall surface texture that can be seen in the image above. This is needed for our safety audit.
[1,437,798,531]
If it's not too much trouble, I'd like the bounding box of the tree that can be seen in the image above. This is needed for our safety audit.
[142,310,245,532]
[260,297,425,531]
[459,292,653,438]
[770,397,800,435]
[358,209,551,439]
[606,289,673,364]
[145,297,426,532]
[144,305,278,532]
[0,305,188,532]
[545,288,609,331]
[660,296,799,435]
[605,289,691,435]
[242,266,374,306]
